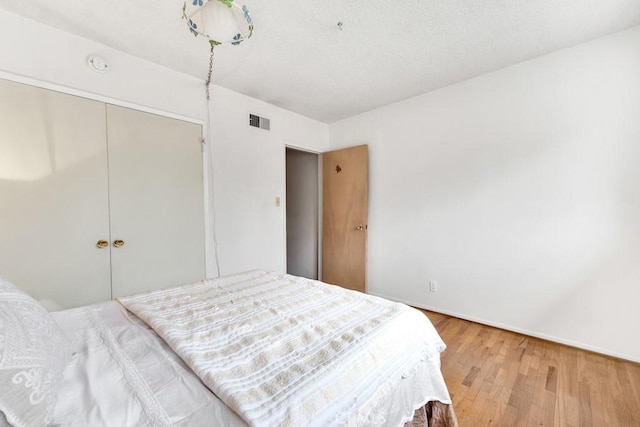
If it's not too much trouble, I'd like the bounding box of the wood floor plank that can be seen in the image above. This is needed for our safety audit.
[545,366,558,393]
[418,309,640,426]
[525,357,549,427]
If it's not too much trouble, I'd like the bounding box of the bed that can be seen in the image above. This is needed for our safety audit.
[0,270,457,427]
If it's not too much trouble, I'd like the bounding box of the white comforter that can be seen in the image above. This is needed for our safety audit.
[118,270,450,427]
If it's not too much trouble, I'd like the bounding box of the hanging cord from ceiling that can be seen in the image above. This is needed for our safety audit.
[206,96,222,278]
[205,43,216,100]
[204,42,221,277]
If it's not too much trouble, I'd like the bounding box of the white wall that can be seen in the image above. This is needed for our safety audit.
[330,26,640,362]
[0,10,206,121]
[209,87,329,276]
[0,9,330,283]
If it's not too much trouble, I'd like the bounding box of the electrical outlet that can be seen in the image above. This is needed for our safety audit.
[429,281,437,292]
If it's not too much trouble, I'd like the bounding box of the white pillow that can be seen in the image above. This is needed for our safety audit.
[0,278,73,427]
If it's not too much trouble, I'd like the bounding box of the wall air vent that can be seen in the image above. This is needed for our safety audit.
[249,114,270,131]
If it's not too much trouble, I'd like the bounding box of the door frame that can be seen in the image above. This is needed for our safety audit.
[283,143,323,280]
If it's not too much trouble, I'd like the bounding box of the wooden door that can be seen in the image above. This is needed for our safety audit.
[0,79,112,309]
[322,145,368,292]
[106,105,205,298]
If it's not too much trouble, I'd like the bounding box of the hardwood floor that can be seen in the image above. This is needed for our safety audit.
[419,310,640,426]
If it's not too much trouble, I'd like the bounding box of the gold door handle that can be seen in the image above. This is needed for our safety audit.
[113,239,125,248]
[96,240,109,248]
[355,224,368,231]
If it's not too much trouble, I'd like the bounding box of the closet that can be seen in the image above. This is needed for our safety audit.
[0,78,205,309]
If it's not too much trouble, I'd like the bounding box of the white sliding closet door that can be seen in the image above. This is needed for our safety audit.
[0,79,111,309]
[106,105,205,298]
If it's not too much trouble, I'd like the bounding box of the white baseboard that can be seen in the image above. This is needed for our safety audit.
[370,292,640,364]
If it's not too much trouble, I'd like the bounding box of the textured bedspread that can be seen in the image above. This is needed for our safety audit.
[118,271,449,427]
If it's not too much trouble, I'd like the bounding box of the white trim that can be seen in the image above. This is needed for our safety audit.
[283,143,322,279]
[285,143,321,155]
[317,154,323,281]
[282,143,288,275]
[370,292,640,364]
[0,70,204,125]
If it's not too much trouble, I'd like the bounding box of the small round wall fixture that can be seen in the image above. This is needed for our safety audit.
[87,55,109,73]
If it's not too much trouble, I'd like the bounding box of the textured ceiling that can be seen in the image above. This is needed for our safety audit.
[1,1,640,123]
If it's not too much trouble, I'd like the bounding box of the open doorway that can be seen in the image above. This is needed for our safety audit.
[285,147,320,280]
